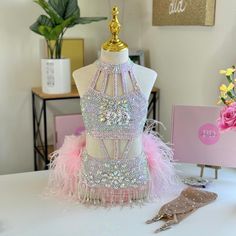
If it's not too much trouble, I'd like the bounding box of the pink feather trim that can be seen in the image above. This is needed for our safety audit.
[48,133,86,198]
[47,127,182,202]
[142,132,182,198]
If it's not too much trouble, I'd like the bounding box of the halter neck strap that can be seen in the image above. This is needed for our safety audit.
[88,59,141,94]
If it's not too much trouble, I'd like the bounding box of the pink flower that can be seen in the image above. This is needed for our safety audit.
[218,102,236,131]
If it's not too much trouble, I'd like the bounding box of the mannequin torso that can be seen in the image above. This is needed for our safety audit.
[49,7,179,205]
[73,48,157,159]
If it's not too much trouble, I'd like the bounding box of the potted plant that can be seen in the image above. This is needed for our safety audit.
[30,0,107,94]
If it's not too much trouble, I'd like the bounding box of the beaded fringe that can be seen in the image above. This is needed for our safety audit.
[76,182,149,206]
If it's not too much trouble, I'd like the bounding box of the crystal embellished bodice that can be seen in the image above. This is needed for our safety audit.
[80,59,148,140]
[78,59,150,199]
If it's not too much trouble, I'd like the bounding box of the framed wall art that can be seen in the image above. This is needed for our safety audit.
[129,50,145,66]
[153,0,216,26]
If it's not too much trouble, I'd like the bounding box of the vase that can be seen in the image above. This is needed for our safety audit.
[41,58,71,94]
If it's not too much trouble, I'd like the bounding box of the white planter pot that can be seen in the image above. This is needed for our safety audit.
[41,58,71,94]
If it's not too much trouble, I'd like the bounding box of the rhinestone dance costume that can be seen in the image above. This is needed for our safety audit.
[49,59,180,205]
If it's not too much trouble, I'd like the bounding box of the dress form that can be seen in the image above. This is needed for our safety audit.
[49,7,180,204]
[73,7,157,160]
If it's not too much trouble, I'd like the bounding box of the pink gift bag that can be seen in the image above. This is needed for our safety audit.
[172,105,236,168]
[54,114,85,149]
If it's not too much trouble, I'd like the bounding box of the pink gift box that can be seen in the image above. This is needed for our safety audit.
[54,114,85,149]
[172,105,236,168]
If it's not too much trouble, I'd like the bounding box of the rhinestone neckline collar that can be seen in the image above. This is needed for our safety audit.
[95,58,134,74]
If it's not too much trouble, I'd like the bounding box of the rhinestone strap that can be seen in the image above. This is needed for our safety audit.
[113,140,119,159]
[90,69,101,89]
[121,70,128,94]
[101,71,109,94]
[113,73,118,96]
[130,70,140,91]
[121,139,133,159]
[99,140,110,159]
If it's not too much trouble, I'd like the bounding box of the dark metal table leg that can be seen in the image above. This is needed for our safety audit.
[157,90,160,122]
[43,100,49,170]
[153,92,157,120]
[32,92,37,171]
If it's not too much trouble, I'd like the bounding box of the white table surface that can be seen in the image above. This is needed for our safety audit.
[0,164,236,236]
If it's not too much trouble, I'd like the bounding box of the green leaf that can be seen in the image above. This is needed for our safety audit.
[61,15,76,28]
[226,75,233,83]
[30,15,74,40]
[34,0,63,24]
[38,25,53,40]
[221,97,227,105]
[227,91,235,99]
[30,15,54,36]
[30,21,42,35]
[50,24,64,39]
[49,0,80,19]
[76,17,107,24]
[38,24,63,41]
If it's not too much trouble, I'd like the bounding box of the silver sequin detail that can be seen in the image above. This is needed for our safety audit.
[81,89,147,139]
[81,151,149,189]
[99,97,130,125]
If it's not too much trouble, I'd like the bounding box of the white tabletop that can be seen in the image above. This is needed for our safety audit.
[0,164,236,236]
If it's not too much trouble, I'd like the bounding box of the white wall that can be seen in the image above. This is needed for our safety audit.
[0,0,110,174]
[139,0,236,140]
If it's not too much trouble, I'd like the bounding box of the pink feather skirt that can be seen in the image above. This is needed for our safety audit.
[48,127,182,205]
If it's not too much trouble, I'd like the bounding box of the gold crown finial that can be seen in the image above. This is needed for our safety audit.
[102,6,128,52]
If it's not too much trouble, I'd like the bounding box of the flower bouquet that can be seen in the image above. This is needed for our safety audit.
[218,67,236,132]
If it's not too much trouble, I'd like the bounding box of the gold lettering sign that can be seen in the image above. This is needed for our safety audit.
[153,0,216,26]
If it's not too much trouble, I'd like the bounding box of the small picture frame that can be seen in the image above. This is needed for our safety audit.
[129,50,145,66]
